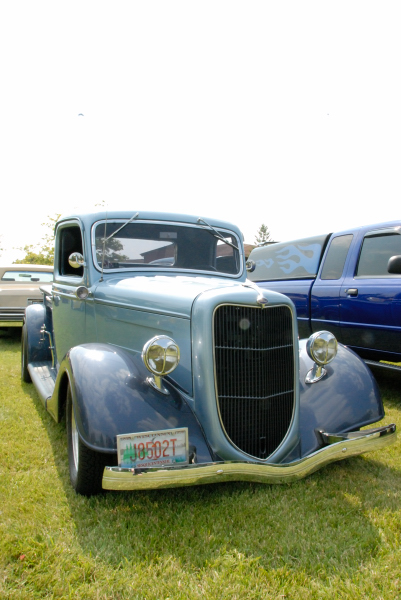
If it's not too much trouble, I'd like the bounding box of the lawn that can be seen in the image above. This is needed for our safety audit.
[1,328,400,599]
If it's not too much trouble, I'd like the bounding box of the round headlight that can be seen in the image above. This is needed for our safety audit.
[306,331,338,366]
[142,335,180,376]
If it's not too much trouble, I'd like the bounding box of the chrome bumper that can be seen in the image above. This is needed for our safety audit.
[102,424,396,491]
[0,308,25,327]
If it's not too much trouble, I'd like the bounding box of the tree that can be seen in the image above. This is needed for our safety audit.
[95,235,129,265]
[13,214,61,265]
[254,223,272,245]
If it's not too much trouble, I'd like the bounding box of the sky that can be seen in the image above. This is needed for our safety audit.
[1,1,400,263]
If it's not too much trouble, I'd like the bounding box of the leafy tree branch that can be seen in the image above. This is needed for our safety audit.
[13,214,61,265]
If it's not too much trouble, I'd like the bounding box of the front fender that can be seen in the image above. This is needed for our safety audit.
[51,343,213,462]
[298,340,384,455]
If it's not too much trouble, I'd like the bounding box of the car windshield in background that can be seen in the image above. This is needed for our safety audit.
[1,270,53,283]
[93,221,241,275]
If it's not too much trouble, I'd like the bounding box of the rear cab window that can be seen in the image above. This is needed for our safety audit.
[248,234,330,281]
[1,270,53,283]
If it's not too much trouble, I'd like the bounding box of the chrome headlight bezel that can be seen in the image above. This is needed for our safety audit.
[306,330,338,366]
[305,331,338,384]
[142,335,180,394]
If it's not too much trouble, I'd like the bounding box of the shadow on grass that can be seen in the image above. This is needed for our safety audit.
[372,368,401,407]
[0,327,22,352]
[25,369,401,579]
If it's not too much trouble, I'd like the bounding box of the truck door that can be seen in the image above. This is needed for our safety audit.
[52,221,88,363]
[310,234,353,339]
[340,227,401,360]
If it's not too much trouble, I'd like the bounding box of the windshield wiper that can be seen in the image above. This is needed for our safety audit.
[197,217,239,251]
[103,212,139,242]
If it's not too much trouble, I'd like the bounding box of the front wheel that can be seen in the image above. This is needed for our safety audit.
[66,383,109,496]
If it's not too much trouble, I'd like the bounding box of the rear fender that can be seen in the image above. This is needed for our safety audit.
[50,343,213,462]
[298,340,384,455]
[23,303,52,363]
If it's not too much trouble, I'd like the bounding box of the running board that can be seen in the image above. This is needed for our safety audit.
[28,361,57,406]
[365,359,401,373]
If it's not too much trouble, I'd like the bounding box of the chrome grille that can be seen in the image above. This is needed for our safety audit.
[214,304,295,459]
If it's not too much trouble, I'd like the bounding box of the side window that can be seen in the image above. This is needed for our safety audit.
[321,235,353,280]
[356,230,401,277]
[59,226,84,277]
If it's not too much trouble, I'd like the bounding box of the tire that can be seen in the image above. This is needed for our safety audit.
[66,383,109,496]
[21,324,32,383]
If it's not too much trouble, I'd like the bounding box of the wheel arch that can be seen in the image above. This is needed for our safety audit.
[298,340,384,455]
[49,343,213,462]
[55,369,70,423]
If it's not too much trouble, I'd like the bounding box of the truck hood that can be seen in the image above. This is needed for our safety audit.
[93,274,244,318]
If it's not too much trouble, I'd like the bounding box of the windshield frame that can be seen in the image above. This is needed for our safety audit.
[91,219,243,278]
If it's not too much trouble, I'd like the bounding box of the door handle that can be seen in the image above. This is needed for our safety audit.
[52,294,60,306]
[346,288,358,297]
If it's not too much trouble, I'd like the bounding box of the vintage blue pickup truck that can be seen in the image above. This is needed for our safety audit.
[248,221,401,370]
[22,211,396,495]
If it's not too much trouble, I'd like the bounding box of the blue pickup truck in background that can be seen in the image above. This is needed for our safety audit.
[248,221,401,369]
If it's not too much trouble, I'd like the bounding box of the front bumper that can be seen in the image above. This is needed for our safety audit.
[102,423,396,491]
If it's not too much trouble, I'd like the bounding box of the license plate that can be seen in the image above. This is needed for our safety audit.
[117,428,189,469]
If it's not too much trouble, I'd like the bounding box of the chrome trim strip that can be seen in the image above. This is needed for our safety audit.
[102,424,396,491]
[93,298,190,320]
[51,288,82,299]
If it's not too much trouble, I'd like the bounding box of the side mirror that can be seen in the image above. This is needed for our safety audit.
[68,252,85,269]
[246,260,256,273]
[388,255,401,275]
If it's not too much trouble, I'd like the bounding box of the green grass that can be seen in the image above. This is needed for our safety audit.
[1,328,401,599]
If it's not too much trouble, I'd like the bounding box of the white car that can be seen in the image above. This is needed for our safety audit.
[0,264,53,327]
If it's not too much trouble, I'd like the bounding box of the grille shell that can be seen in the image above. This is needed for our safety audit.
[213,304,295,459]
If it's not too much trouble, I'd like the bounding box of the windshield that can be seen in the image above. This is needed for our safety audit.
[93,221,241,275]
